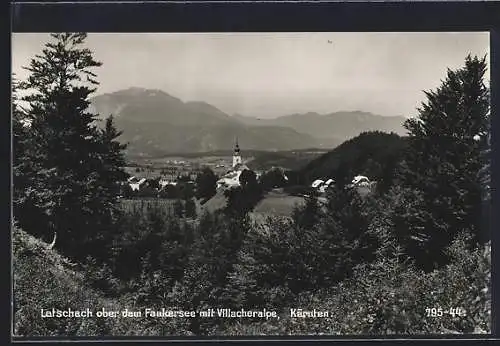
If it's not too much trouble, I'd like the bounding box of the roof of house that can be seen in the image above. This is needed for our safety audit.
[352,175,369,184]
[324,178,335,185]
[311,179,325,188]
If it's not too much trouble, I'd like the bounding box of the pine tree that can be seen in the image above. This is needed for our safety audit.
[12,73,34,229]
[96,115,128,208]
[14,33,126,259]
[399,55,490,270]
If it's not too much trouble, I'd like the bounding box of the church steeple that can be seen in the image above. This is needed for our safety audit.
[234,137,240,153]
[232,137,242,168]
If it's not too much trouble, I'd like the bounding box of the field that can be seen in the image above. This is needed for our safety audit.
[119,198,177,213]
[200,190,227,214]
[119,198,204,217]
[198,189,305,219]
[253,191,305,217]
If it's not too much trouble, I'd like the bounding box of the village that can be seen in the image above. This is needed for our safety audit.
[121,138,376,203]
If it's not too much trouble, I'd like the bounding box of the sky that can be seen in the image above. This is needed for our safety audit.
[12,32,490,119]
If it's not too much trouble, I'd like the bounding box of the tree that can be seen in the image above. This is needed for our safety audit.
[224,187,252,217]
[239,168,263,201]
[173,212,250,333]
[179,182,195,200]
[195,167,217,201]
[174,199,184,218]
[259,168,287,191]
[292,190,321,230]
[94,114,128,233]
[239,169,257,189]
[146,177,160,191]
[13,33,126,260]
[399,55,490,270]
[159,184,180,199]
[12,73,34,229]
[185,198,197,218]
[12,74,26,162]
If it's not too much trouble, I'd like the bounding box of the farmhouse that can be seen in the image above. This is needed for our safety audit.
[350,175,370,187]
[159,178,177,189]
[311,178,335,193]
[311,179,325,189]
[128,177,147,191]
[319,178,335,193]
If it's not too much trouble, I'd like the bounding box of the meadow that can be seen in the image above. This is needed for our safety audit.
[253,191,305,217]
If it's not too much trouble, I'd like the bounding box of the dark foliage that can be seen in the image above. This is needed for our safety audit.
[259,168,287,191]
[398,55,490,270]
[159,184,181,199]
[223,169,264,216]
[291,191,321,230]
[185,198,197,218]
[195,167,218,201]
[13,33,127,261]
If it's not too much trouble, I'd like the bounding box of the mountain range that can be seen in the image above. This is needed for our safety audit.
[89,87,407,157]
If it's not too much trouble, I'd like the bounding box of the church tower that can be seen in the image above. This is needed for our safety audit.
[232,137,242,169]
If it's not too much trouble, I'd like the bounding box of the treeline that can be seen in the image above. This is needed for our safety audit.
[13,33,491,336]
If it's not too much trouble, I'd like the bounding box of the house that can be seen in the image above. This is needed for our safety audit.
[159,178,177,189]
[319,178,335,193]
[351,175,370,187]
[129,177,147,191]
[311,179,325,189]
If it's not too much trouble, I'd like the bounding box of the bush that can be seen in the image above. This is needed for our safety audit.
[247,234,491,336]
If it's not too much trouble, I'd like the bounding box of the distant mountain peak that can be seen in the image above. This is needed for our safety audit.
[90,88,407,156]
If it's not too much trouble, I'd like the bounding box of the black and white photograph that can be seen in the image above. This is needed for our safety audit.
[12,32,491,337]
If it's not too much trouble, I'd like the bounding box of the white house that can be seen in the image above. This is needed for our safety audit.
[129,177,147,191]
[351,175,370,187]
[159,178,177,190]
[319,178,335,193]
[311,179,325,189]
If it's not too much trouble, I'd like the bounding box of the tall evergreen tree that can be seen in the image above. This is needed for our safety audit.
[399,55,490,270]
[12,74,30,213]
[96,115,128,208]
[14,33,126,259]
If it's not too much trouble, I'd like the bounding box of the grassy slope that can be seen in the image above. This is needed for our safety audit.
[201,189,304,219]
[253,191,304,217]
[12,227,151,337]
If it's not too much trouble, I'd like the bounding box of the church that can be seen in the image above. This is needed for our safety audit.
[216,138,250,189]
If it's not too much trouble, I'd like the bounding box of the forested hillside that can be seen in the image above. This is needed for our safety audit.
[299,131,408,189]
